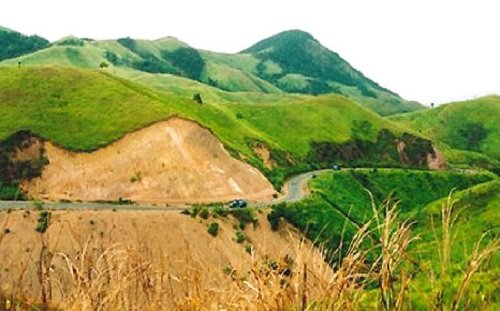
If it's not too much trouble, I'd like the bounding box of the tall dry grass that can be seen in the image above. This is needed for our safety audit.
[0,195,498,310]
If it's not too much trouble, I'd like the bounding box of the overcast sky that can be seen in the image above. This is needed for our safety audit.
[1,0,499,105]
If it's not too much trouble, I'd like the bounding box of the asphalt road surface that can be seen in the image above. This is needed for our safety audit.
[0,169,332,211]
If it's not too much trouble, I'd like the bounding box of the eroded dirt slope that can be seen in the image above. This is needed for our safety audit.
[24,118,275,204]
[0,209,332,309]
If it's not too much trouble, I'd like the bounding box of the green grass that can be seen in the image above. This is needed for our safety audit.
[269,169,495,257]
[1,32,423,116]
[269,169,499,308]
[1,66,430,187]
[390,95,500,162]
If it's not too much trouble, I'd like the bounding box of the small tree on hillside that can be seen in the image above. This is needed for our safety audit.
[193,93,203,104]
[99,61,109,70]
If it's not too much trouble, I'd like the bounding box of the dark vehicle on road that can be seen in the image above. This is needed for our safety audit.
[229,199,248,208]
[332,164,342,171]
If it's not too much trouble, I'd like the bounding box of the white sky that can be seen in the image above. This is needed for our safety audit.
[1,0,499,105]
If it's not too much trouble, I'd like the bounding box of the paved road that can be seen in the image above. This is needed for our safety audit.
[0,169,332,211]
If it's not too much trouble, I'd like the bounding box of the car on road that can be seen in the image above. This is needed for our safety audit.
[229,199,248,208]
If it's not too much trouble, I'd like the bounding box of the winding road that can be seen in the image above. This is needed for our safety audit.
[0,169,332,211]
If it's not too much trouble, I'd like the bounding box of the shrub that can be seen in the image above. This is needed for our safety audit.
[35,211,51,233]
[230,209,259,230]
[245,243,253,255]
[200,208,210,220]
[207,222,220,237]
[236,231,247,244]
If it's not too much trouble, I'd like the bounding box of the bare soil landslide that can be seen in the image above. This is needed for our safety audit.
[24,118,275,204]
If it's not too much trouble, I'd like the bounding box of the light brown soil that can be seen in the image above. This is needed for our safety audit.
[427,146,450,170]
[0,209,332,308]
[252,145,275,169]
[23,118,276,204]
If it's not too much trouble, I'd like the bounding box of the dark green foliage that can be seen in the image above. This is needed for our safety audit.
[35,211,51,233]
[200,208,210,219]
[118,37,179,74]
[0,29,49,61]
[230,209,258,230]
[132,53,179,74]
[243,30,385,96]
[193,93,203,104]
[3,228,10,234]
[161,47,205,81]
[207,222,220,237]
[309,129,433,169]
[117,37,136,51]
[459,122,487,151]
[235,231,247,243]
[104,51,120,65]
[99,61,109,69]
[212,206,229,218]
[0,131,47,200]
[55,38,84,46]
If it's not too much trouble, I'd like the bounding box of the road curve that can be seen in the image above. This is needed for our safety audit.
[0,169,332,211]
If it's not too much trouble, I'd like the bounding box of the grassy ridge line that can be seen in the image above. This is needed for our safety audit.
[390,95,500,162]
[0,66,412,154]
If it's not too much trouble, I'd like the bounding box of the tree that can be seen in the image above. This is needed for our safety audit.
[193,93,203,104]
[99,61,109,70]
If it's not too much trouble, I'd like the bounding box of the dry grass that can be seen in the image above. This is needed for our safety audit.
[0,196,498,310]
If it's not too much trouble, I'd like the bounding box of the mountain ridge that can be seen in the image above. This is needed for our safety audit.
[0,26,423,115]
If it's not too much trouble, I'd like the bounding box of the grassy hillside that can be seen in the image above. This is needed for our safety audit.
[268,169,499,309]
[269,169,495,254]
[0,26,49,61]
[390,96,500,164]
[0,66,435,189]
[240,29,423,115]
[0,29,423,116]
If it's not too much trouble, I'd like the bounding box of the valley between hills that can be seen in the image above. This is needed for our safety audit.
[0,26,499,310]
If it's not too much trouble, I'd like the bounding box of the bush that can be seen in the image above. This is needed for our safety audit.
[230,209,259,230]
[200,208,210,220]
[207,222,220,237]
[35,211,51,233]
[236,231,247,244]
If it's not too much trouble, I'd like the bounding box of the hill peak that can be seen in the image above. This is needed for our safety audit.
[240,29,316,54]
[0,25,15,33]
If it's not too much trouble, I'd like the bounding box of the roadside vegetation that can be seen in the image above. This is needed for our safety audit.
[1,174,498,310]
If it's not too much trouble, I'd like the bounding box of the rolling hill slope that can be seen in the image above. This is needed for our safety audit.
[0,25,49,61]
[0,66,439,192]
[390,96,500,165]
[0,27,423,116]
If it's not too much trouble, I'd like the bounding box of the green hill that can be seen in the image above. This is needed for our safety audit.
[240,30,423,115]
[390,96,500,166]
[0,28,423,116]
[268,169,496,257]
[0,26,49,61]
[0,66,436,189]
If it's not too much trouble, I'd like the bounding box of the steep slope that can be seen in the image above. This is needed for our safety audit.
[24,118,275,204]
[0,67,442,197]
[0,26,49,61]
[390,96,500,164]
[0,209,331,309]
[240,29,423,115]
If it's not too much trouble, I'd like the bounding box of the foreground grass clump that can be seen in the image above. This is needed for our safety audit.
[2,194,497,310]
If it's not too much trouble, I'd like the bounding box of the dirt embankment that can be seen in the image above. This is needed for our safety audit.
[0,209,332,309]
[23,118,276,204]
